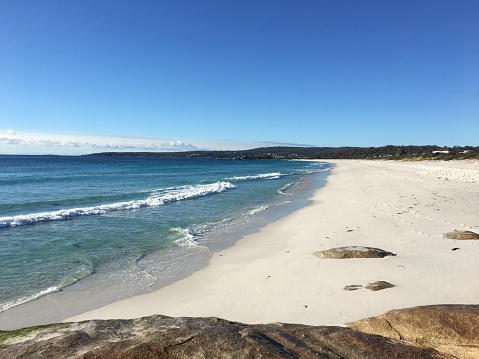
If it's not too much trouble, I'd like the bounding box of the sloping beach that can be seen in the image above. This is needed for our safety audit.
[67,159,479,326]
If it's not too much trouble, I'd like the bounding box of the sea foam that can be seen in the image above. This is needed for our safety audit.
[0,181,235,228]
[0,286,61,313]
[226,172,283,181]
[248,206,269,215]
[170,227,209,250]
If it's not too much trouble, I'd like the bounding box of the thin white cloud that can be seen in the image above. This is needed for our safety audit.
[0,131,202,154]
[0,130,290,155]
[0,137,24,145]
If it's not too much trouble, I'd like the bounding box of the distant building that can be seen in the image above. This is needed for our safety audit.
[432,150,450,154]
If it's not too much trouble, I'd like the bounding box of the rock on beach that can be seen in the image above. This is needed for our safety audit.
[314,246,395,259]
[444,230,479,240]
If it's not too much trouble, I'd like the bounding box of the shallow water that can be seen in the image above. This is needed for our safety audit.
[0,155,330,320]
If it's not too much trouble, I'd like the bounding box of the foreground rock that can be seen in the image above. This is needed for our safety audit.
[349,304,479,359]
[1,315,452,359]
[314,246,395,259]
[444,230,479,240]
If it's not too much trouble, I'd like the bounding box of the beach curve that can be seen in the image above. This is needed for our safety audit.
[63,159,479,326]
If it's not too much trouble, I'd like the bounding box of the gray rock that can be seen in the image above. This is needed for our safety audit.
[444,230,479,240]
[344,285,363,291]
[314,246,395,259]
[344,281,395,292]
[0,315,452,359]
[348,304,479,359]
[344,280,395,292]
[365,281,395,291]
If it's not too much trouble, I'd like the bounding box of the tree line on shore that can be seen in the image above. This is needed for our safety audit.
[86,145,478,160]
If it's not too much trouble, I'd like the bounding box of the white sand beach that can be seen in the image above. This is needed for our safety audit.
[66,160,479,326]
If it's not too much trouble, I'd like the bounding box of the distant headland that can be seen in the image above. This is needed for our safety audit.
[85,145,479,160]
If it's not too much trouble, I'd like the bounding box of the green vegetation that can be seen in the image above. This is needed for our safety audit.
[86,145,479,161]
[0,323,60,346]
[385,147,479,161]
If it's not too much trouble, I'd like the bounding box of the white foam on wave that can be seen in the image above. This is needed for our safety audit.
[226,172,283,181]
[0,258,95,313]
[0,286,60,313]
[170,227,209,250]
[278,181,300,195]
[0,181,236,228]
[226,167,330,183]
[248,206,269,215]
[296,168,330,175]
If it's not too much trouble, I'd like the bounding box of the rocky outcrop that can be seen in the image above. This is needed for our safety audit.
[348,304,479,359]
[1,314,453,359]
[444,230,479,240]
[314,246,395,259]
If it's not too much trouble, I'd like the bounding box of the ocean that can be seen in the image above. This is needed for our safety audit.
[0,155,330,327]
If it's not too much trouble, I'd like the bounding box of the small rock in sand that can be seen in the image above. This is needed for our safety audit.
[345,282,394,292]
[344,285,363,291]
[444,230,479,240]
[314,246,395,259]
[365,281,395,291]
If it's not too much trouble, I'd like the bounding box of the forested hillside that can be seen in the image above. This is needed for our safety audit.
[86,145,478,160]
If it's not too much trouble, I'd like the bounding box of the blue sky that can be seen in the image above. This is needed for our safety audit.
[1,0,478,154]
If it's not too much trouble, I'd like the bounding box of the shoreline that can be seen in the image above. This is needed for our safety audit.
[65,159,479,326]
[0,162,330,331]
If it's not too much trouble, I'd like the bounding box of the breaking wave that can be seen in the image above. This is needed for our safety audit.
[0,259,94,312]
[225,167,329,183]
[0,286,61,313]
[248,206,269,215]
[170,227,209,250]
[0,181,236,228]
[225,172,283,181]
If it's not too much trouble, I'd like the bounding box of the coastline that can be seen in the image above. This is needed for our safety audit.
[65,159,479,326]
[0,161,330,331]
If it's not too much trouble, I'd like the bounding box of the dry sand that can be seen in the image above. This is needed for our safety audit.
[66,160,479,326]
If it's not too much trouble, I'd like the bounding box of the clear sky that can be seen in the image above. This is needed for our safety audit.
[1,0,478,154]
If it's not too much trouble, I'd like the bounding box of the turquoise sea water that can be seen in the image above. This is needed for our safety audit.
[0,155,330,320]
